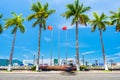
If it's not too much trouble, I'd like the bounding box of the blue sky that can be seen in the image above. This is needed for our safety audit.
[0,0,120,64]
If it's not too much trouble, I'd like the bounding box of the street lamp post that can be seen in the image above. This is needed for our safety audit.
[41,55,43,66]
[85,61,88,66]
[58,28,60,65]
[33,54,35,66]
[109,59,113,68]
[74,55,76,66]
[82,55,85,66]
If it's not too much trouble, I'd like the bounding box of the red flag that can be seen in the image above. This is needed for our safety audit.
[48,25,53,30]
[62,26,67,30]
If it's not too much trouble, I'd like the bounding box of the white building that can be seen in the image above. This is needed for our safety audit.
[22,59,51,66]
[23,60,34,66]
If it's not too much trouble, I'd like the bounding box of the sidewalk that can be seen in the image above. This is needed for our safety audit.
[0,71,61,74]
[1,70,120,74]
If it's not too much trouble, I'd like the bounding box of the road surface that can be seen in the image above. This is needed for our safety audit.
[0,72,120,80]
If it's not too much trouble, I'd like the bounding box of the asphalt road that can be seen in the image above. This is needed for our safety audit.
[0,72,120,80]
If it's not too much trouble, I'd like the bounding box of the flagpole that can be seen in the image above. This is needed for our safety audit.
[50,30,53,66]
[66,30,68,63]
[48,26,53,66]
[58,27,60,66]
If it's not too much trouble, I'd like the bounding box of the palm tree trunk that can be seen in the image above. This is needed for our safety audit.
[76,21,80,71]
[99,30,108,70]
[8,29,17,71]
[36,24,42,71]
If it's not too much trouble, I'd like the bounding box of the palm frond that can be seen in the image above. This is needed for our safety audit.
[81,6,91,13]
[47,9,55,15]
[75,0,79,9]
[44,3,48,12]
[37,2,42,9]
[19,25,25,33]
[31,2,41,12]
[88,20,96,26]
[42,19,46,30]
[93,12,99,20]
[71,17,76,25]
[11,27,17,34]
[100,13,107,21]
[4,20,16,29]
[79,14,89,26]
[116,24,120,32]
[66,4,75,13]
[62,0,90,27]
[79,4,83,12]
[111,19,117,25]
[110,8,120,32]
[63,11,74,19]
[0,24,3,34]
[89,12,109,31]
[79,15,84,24]
[103,21,111,25]
[110,11,116,14]
[32,19,40,27]
[0,14,3,19]
[4,12,25,34]
[11,12,17,17]
[28,1,55,30]
[27,14,35,21]
[91,23,97,32]
[100,22,106,31]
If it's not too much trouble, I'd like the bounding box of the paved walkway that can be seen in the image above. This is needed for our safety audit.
[1,71,120,80]
[1,70,120,74]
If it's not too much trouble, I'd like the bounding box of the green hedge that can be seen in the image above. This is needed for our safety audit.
[31,66,36,70]
[80,66,87,71]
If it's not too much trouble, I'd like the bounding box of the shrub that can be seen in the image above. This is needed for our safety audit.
[31,66,36,70]
[80,66,87,71]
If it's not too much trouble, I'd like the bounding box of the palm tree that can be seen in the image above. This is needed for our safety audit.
[0,14,3,34]
[27,2,55,71]
[4,12,25,71]
[62,0,90,71]
[110,8,120,32]
[89,12,110,70]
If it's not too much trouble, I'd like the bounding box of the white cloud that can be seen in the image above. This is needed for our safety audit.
[0,56,9,59]
[81,51,96,55]
[61,42,89,48]
[44,37,51,42]
[13,58,18,60]
[23,54,29,59]
[1,34,12,39]
[115,52,120,56]
[0,56,3,58]
[58,21,74,29]
[58,21,91,30]
[43,0,73,5]
[61,42,74,47]
[31,51,37,55]
[114,47,120,49]
[23,58,75,65]
[107,57,119,61]
[86,57,103,63]
[16,46,31,52]
[9,46,35,54]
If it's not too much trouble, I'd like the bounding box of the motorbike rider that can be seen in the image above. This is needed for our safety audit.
[65,63,74,73]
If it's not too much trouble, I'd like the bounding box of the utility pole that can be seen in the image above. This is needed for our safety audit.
[82,55,85,66]
[33,54,35,66]
[41,55,43,66]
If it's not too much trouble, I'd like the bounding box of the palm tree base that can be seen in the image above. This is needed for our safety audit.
[104,64,108,70]
[76,64,80,71]
[7,64,12,72]
[36,64,39,72]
